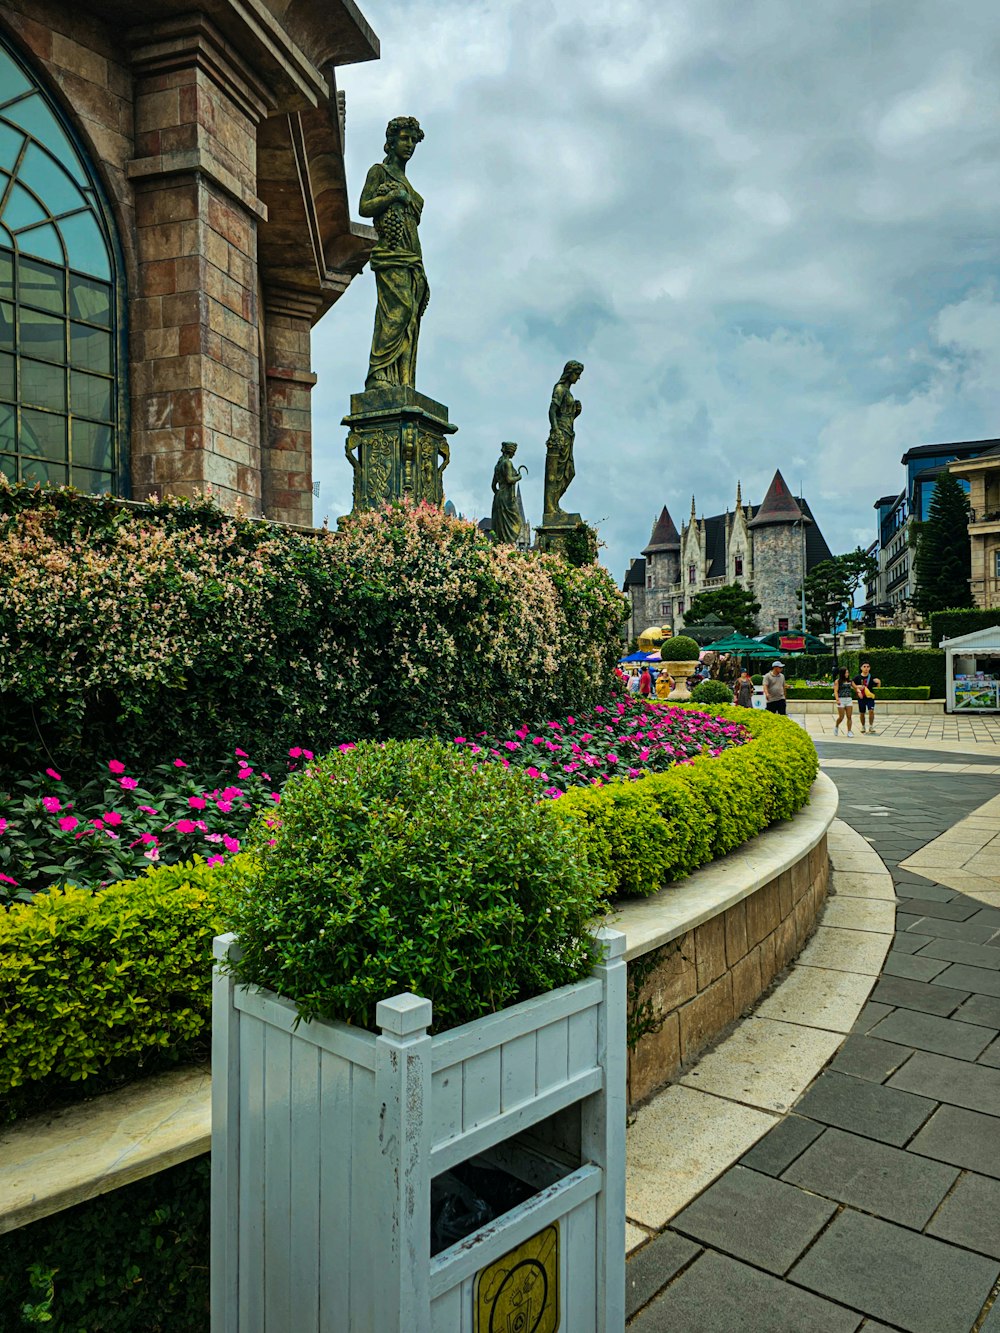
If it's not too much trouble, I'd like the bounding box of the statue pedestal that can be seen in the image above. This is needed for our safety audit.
[343,386,457,514]
[534,514,597,564]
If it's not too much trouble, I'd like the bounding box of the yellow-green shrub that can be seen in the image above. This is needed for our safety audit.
[546,706,818,897]
[0,860,227,1121]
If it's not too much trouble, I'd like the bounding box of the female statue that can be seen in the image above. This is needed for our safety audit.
[491,442,527,545]
[359,116,429,390]
[543,360,584,520]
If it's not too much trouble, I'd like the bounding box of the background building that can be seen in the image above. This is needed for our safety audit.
[0,0,378,526]
[622,469,832,642]
[949,444,1000,609]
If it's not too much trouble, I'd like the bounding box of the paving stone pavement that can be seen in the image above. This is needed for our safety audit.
[628,746,1000,1332]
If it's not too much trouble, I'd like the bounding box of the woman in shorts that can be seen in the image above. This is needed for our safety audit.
[832,666,855,737]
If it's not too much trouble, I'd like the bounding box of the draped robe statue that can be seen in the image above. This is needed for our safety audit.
[542,360,584,521]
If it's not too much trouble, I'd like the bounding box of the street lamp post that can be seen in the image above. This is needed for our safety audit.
[826,599,841,676]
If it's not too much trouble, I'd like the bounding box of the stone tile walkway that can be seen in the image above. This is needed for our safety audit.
[627,741,1000,1332]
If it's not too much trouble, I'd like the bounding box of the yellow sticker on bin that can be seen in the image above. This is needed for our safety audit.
[473,1221,560,1333]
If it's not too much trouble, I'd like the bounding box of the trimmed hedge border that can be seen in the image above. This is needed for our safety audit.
[786,685,931,700]
[929,608,1000,647]
[548,705,818,898]
[863,628,905,648]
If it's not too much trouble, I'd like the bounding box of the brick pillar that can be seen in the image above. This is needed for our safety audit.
[126,17,272,512]
[262,288,320,527]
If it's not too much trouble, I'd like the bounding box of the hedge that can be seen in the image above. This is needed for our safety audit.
[0,484,626,781]
[0,1155,209,1330]
[0,860,226,1123]
[786,685,931,700]
[863,628,905,649]
[547,706,818,897]
[840,648,945,696]
[929,608,1000,647]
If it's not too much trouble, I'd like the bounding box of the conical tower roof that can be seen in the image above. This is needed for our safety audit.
[748,469,809,527]
[642,505,680,554]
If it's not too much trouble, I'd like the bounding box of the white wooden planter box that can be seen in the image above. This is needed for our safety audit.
[211,927,626,1333]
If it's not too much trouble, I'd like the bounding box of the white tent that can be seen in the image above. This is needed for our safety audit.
[940,625,1000,713]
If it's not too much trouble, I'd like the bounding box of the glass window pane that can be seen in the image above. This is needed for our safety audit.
[72,419,112,469]
[70,369,111,421]
[0,246,11,301]
[21,456,67,487]
[70,321,109,372]
[0,451,15,482]
[3,180,45,231]
[60,212,109,280]
[0,53,33,105]
[69,273,111,327]
[20,408,66,461]
[0,300,12,351]
[21,143,83,217]
[0,122,24,173]
[0,402,13,453]
[21,307,65,362]
[71,466,112,495]
[18,221,63,266]
[2,95,85,185]
[18,254,64,313]
[22,358,65,411]
[0,350,12,398]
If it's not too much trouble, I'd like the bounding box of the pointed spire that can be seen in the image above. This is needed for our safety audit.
[749,468,809,527]
[736,480,742,509]
[690,494,697,520]
[642,505,680,553]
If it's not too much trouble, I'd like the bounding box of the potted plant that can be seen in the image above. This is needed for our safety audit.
[658,634,702,700]
[211,739,626,1333]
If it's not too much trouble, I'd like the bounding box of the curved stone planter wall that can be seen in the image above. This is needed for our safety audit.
[614,772,838,1107]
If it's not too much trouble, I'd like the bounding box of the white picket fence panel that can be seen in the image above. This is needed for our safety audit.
[211,926,626,1333]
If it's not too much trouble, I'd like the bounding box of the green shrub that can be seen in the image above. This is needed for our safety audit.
[690,679,733,704]
[751,674,763,685]
[785,685,931,700]
[659,635,701,661]
[0,860,226,1122]
[840,648,945,696]
[863,628,905,649]
[0,1155,209,1330]
[0,485,626,781]
[929,608,1000,647]
[222,740,607,1033]
[548,707,818,897]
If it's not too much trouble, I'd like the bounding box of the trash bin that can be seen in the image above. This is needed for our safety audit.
[211,926,626,1332]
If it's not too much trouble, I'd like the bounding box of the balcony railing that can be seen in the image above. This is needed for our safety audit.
[702,576,727,588]
[969,509,1000,525]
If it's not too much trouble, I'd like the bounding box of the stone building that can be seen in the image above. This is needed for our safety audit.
[949,443,1000,609]
[622,469,832,642]
[0,0,378,526]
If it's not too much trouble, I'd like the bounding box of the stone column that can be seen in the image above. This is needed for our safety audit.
[126,17,272,512]
[261,288,320,527]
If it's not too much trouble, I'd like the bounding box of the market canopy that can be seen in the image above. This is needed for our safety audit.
[698,634,783,657]
[756,630,828,654]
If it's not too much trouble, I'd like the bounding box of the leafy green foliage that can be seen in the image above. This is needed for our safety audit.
[785,685,930,700]
[0,1156,209,1330]
[222,741,607,1033]
[0,485,626,782]
[690,679,734,704]
[840,649,945,696]
[928,608,1000,647]
[0,861,226,1122]
[912,473,973,616]
[548,706,817,897]
[799,548,878,634]
[862,628,905,648]
[684,584,761,636]
[658,635,701,662]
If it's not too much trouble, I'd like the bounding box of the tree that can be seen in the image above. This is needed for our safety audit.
[800,548,878,636]
[911,473,973,616]
[683,583,761,636]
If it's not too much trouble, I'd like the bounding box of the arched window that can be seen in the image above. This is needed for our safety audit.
[0,35,124,493]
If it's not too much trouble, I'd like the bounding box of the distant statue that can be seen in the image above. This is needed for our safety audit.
[543,360,584,521]
[359,116,428,390]
[491,442,528,545]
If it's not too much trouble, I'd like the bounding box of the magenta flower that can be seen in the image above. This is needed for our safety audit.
[58,815,79,832]
[0,817,6,835]
[119,776,138,790]
[46,768,61,781]
[204,833,224,844]
[503,740,520,751]
[42,796,62,814]
[144,847,159,861]
[138,805,158,815]
[139,832,158,846]
[0,872,17,886]
[206,855,225,867]
[223,834,240,854]
[103,811,122,827]
[271,793,281,803]
[289,747,302,758]
[216,799,233,814]
[303,750,314,760]
[526,766,541,778]
[108,760,125,774]
[235,749,248,758]
[173,759,187,769]
[188,796,207,810]
[454,737,467,744]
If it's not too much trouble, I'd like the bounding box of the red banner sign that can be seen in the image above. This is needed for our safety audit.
[779,635,805,652]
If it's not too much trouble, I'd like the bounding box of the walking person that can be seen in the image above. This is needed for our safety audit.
[639,665,653,699]
[655,671,674,700]
[762,661,786,715]
[627,668,641,695]
[853,661,882,734]
[734,668,754,708]
[832,665,855,737]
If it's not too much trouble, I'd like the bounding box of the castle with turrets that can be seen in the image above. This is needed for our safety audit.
[622,469,833,642]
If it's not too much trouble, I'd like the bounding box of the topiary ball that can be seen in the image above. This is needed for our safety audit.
[223,739,608,1033]
[659,635,701,662]
[690,679,733,704]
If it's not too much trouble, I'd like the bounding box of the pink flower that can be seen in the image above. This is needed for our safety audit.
[140,832,158,846]
[503,740,520,751]
[144,847,159,861]
[42,796,62,813]
[108,760,126,775]
[204,833,224,844]
[173,759,187,769]
[531,737,543,746]
[525,766,541,779]
[338,743,355,754]
[0,872,17,885]
[104,830,119,841]
[0,817,6,835]
[58,815,79,832]
[45,768,61,781]
[271,793,281,803]
[216,800,233,814]
[566,716,575,725]
[206,855,225,867]
[223,835,240,854]
[289,747,302,758]
[103,811,122,827]
[119,776,138,790]
[138,805,158,815]
[454,737,466,744]
[238,766,252,780]
[235,749,248,758]
[90,818,104,829]
[188,796,207,810]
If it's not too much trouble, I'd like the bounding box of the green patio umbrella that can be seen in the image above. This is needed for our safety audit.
[698,634,781,657]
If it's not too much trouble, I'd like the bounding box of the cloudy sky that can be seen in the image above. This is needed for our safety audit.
[311,0,1000,584]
